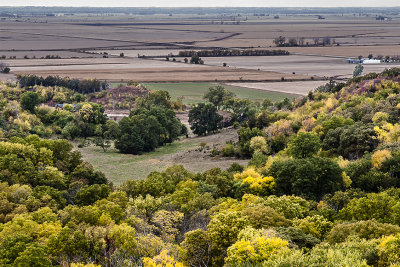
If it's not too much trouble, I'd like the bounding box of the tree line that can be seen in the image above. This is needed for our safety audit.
[177,49,289,57]
[16,74,108,94]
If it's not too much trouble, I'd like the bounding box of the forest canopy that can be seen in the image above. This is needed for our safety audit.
[0,68,400,266]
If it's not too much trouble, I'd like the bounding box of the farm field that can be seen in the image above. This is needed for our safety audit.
[11,65,309,82]
[226,81,328,96]
[2,15,400,51]
[143,82,297,104]
[9,57,310,82]
[78,128,249,185]
[202,55,398,78]
[1,13,400,84]
[285,45,400,58]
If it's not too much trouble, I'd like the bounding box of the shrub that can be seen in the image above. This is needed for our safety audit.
[222,143,235,157]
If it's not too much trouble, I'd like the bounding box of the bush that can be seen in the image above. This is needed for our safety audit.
[2,67,10,74]
[378,233,400,266]
[248,152,268,168]
[222,143,235,157]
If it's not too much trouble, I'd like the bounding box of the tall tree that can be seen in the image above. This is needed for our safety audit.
[20,91,41,113]
[203,86,235,110]
[189,103,222,136]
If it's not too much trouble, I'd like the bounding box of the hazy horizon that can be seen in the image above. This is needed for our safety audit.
[0,0,399,8]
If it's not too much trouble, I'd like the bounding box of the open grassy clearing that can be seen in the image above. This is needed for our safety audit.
[77,140,195,185]
[142,82,296,104]
[78,128,249,185]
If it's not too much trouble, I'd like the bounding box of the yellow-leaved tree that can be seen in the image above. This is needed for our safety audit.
[234,167,275,196]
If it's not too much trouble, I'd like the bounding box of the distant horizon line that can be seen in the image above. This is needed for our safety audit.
[1,6,400,8]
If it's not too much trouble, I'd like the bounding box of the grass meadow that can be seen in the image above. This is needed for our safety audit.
[78,140,197,185]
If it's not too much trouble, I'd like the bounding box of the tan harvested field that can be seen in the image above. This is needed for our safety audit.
[1,13,400,86]
[0,51,101,59]
[1,14,400,53]
[202,55,399,78]
[12,65,310,82]
[285,45,400,58]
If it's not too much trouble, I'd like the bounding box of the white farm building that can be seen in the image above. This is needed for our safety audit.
[362,59,382,64]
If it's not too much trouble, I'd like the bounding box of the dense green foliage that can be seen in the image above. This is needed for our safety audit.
[115,91,184,154]
[188,103,222,136]
[203,86,236,110]
[1,69,400,266]
[17,74,107,94]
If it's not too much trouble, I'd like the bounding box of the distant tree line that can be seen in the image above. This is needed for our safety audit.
[177,49,289,57]
[16,74,107,94]
[274,36,335,47]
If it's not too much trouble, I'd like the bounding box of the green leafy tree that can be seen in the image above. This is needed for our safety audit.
[223,98,257,123]
[339,191,400,224]
[208,211,248,265]
[203,86,235,110]
[353,64,364,77]
[13,244,51,267]
[323,122,378,159]
[190,54,202,64]
[75,184,111,206]
[20,91,41,113]
[276,227,320,249]
[93,120,119,152]
[181,229,212,267]
[269,157,343,200]
[287,132,321,158]
[70,162,108,185]
[293,215,333,239]
[378,233,400,266]
[242,204,290,228]
[338,123,378,159]
[115,114,162,154]
[189,103,222,136]
[237,127,265,157]
[326,220,400,244]
[62,121,81,140]
[135,90,172,110]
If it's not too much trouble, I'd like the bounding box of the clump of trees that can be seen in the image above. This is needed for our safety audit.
[16,74,107,94]
[0,63,10,73]
[189,55,204,64]
[274,36,334,47]
[115,91,185,154]
[203,85,235,110]
[189,103,222,136]
[178,49,289,57]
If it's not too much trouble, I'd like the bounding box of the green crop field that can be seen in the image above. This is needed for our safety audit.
[142,82,296,104]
